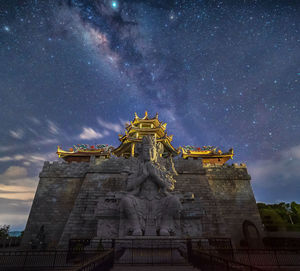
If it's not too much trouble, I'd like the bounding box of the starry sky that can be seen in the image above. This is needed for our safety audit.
[0,0,299,230]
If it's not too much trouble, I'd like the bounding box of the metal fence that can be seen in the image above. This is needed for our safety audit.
[73,237,232,265]
[202,248,300,269]
[113,238,186,265]
[1,238,300,270]
[186,239,300,270]
[188,249,264,271]
[0,237,21,249]
[77,237,232,250]
[0,249,114,271]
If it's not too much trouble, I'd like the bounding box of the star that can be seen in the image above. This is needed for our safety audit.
[111,1,118,10]
[3,25,10,32]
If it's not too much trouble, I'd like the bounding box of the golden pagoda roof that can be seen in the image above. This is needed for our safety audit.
[56,144,114,162]
[113,111,179,157]
[180,145,234,164]
[55,112,235,165]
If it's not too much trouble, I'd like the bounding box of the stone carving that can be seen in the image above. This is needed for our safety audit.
[96,194,120,238]
[120,135,181,236]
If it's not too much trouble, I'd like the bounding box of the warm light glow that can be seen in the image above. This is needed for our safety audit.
[0,184,36,200]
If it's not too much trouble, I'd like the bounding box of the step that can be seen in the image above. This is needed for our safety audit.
[111,264,197,271]
[115,248,187,265]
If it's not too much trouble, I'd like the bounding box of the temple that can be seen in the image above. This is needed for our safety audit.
[22,112,263,252]
[114,112,179,158]
[180,145,234,165]
[57,144,114,162]
[57,111,234,165]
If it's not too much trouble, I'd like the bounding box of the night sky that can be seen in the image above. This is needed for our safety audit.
[0,0,299,230]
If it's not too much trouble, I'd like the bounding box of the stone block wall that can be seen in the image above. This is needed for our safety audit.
[21,161,89,249]
[57,158,128,248]
[22,157,263,249]
[205,163,263,247]
[174,158,227,238]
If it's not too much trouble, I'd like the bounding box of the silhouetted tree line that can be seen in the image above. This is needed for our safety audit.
[0,225,10,238]
[0,225,24,248]
[257,202,300,231]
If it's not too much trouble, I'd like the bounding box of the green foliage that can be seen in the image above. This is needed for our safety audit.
[257,202,300,232]
[0,225,10,238]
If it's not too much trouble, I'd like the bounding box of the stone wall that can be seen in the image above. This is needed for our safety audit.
[174,158,263,247]
[21,161,89,249]
[57,157,128,248]
[205,163,263,247]
[22,157,263,249]
[174,158,227,238]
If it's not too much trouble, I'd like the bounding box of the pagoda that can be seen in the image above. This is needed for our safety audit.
[56,144,114,163]
[56,112,234,165]
[113,111,179,158]
[180,145,234,165]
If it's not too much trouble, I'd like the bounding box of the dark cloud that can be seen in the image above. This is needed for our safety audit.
[0,198,32,215]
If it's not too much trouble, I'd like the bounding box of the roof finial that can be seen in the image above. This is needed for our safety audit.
[144,111,148,119]
[155,112,158,119]
[134,112,139,119]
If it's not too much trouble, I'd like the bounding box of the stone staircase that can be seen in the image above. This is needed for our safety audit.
[111,244,197,270]
[111,264,197,270]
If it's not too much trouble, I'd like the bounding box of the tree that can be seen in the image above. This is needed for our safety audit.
[0,225,10,239]
[257,202,300,231]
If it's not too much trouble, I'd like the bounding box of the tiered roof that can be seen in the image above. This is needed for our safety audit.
[56,112,234,165]
[113,111,179,157]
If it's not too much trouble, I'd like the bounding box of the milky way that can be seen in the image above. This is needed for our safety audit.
[0,0,300,229]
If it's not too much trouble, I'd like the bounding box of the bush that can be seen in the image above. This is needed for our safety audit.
[0,225,10,238]
[257,202,300,232]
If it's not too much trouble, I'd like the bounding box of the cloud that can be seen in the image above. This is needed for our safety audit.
[9,129,24,139]
[0,167,36,230]
[248,145,300,186]
[0,198,32,215]
[0,138,57,154]
[119,118,130,127]
[28,138,58,146]
[79,127,103,140]
[282,145,300,160]
[0,166,37,201]
[0,186,35,200]
[248,144,300,202]
[1,166,27,178]
[0,198,32,229]
[97,118,122,133]
[47,120,59,135]
[0,145,17,152]
[27,116,41,125]
[0,156,13,162]
[0,152,57,165]
[0,213,29,230]
[14,155,25,161]
[0,155,25,162]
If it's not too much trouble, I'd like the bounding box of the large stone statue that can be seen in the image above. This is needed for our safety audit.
[120,135,181,236]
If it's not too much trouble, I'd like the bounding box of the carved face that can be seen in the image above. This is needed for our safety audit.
[142,179,158,191]
[141,135,157,162]
[143,145,156,161]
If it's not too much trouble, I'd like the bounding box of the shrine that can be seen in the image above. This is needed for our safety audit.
[21,112,263,250]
